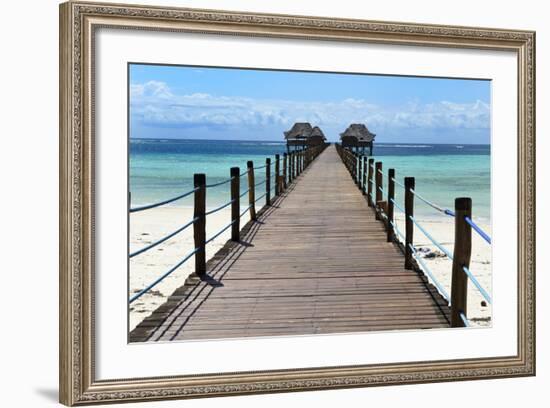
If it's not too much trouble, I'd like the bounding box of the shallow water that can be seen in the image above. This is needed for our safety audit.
[129,139,490,221]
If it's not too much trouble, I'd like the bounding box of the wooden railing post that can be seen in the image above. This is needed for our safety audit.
[387,169,395,242]
[283,153,288,189]
[288,152,293,184]
[359,154,363,187]
[353,152,359,185]
[266,157,271,205]
[291,152,295,181]
[375,162,383,220]
[404,177,415,270]
[230,167,240,241]
[275,154,280,196]
[367,158,374,206]
[450,197,472,327]
[362,156,367,195]
[193,173,206,277]
[354,153,359,184]
[247,161,256,221]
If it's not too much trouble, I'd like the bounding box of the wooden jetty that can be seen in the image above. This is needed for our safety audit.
[130,145,455,342]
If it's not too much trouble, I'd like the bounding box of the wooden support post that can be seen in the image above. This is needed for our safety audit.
[404,177,415,270]
[387,169,395,242]
[275,154,280,196]
[367,158,374,207]
[230,167,240,241]
[375,162,383,220]
[247,161,256,221]
[292,152,296,181]
[283,153,288,189]
[357,154,362,190]
[193,173,206,277]
[356,153,360,184]
[450,197,472,327]
[266,158,271,205]
[354,153,358,185]
[362,156,367,195]
[288,153,293,184]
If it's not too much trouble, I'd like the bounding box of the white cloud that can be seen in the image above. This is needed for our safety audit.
[130,80,490,131]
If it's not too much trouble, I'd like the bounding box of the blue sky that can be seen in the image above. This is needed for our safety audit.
[129,64,491,144]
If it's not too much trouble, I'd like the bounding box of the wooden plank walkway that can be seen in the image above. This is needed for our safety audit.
[130,145,450,342]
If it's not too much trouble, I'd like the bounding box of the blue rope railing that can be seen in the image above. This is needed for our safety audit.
[240,204,252,218]
[129,247,200,304]
[402,187,491,243]
[462,266,492,304]
[205,177,234,188]
[129,217,199,259]
[465,216,492,244]
[205,220,236,245]
[391,219,451,303]
[239,188,250,198]
[410,188,450,215]
[130,187,198,213]
[254,179,266,187]
[390,197,405,214]
[390,220,406,241]
[204,199,235,216]
[460,312,470,327]
[408,243,451,303]
[255,193,267,203]
[408,215,454,260]
[391,177,405,189]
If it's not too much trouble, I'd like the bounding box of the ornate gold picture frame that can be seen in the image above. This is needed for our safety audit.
[59,1,535,405]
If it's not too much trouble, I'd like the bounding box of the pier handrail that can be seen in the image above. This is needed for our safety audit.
[205,176,235,188]
[129,247,200,303]
[129,217,199,259]
[130,187,198,213]
[336,144,491,327]
[129,143,329,304]
[465,216,492,244]
[204,198,236,216]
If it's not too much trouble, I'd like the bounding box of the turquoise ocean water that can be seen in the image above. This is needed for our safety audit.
[129,139,490,221]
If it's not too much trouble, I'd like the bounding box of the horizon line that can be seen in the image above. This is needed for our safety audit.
[129,137,491,146]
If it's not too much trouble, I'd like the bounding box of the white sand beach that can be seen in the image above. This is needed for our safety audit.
[129,208,491,331]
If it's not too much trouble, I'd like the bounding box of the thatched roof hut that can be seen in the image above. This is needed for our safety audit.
[284,122,314,151]
[340,123,376,154]
[308,126,327,146]
[284,122,313,140]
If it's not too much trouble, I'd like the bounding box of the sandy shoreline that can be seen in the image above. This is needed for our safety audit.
[129,207,491,331]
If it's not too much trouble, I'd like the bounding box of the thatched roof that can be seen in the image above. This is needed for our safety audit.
[309,126,326,140]
[284,122,313,140]
[339,123,376,142]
